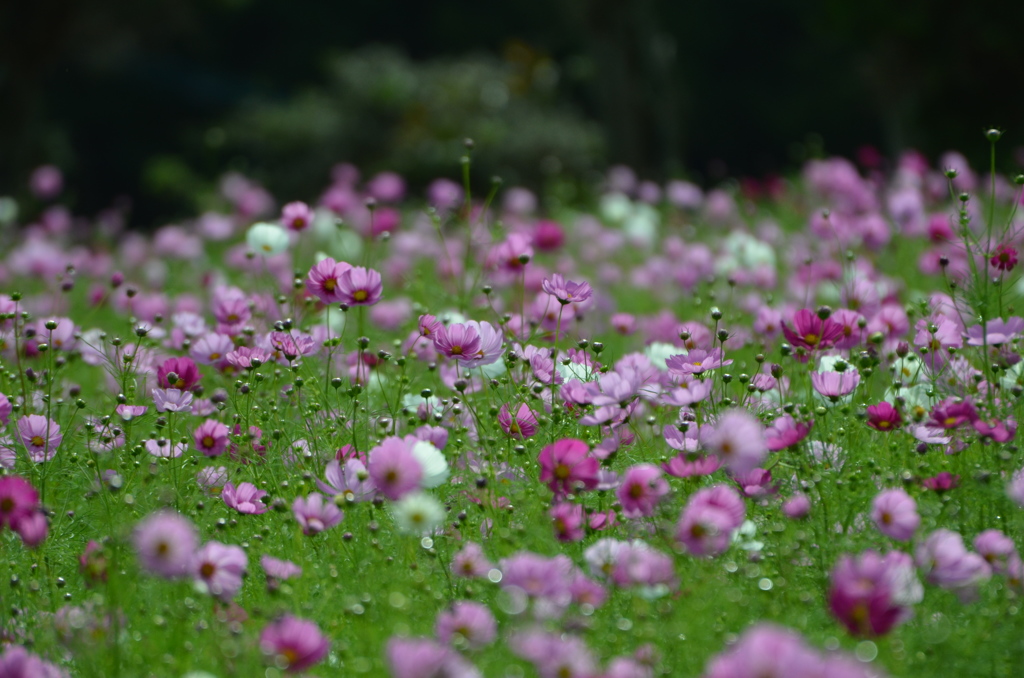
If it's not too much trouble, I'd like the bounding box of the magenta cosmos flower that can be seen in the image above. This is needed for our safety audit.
[192,540,248,601]
[550,502,586,542]
[497,402,538,439]
[260,615,330,673]
[871,488,920,541]
[538,438,600,498]
[156,356,202,391]
[292,493,343,535]
[17,414,63,462]
[281,200,313,232]
[0,475,39,529]
[133,510,198,579]
[337,265,383,306]
[866,402,901,431]
[222,481,268,514]
[782,308,844,353]
[616,463,670,518]
[193,419,230,457]
[765,414,812,451]
[828,550,920,636]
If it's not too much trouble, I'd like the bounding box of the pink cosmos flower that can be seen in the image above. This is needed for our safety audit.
[0,645,68,678]
[318,458,377,503]
[616,464,670,518]
[435,601,497,649]
[870,488,920,541]
[676,485,746,557]
[498,402,538,439]
[152,388,194,413]
[303,258,352,305]
[192,540,248,600]
[541,273,593,305]
[666,348,731,376]
[973,417,1015,443]
[368,437,423,500]
[538,438,600,498]
[451,542,493,579]
[144,438,185,458]
[0,392,11,426]
[702,624,824,678]
[196,466,228,494]
[783,493,811,519]
[225,346,272,370]
[765,415,812,451]
[866,402,902,431]
[991,243,1018,271]
[193,419,230,457]
[133,510,198,579]
[336,265,383,306]
[116,404,148,421]
[222,481,268,514]
[974,529,1017,574]
[916,529,992,594]
[386,637,480,678]
[662,452,720,479]
[17,414,63,462]
[0,475,39,529]
[511,630,596,678]
[701,410,767,475]
[828,550,920,637]
[281,201,313,231]
[261,554,302,583]
[1006,468,1024,507]
[550,502,586,542]
[432,322,482,362]
[292,493,343,535]
[928,398,978,429]
[965,316,1024,346]
[259,615,330,673]
[810,370,860,400]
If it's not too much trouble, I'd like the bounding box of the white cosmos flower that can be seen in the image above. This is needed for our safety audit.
[392,492,445,535]
[246,222,290,256]
[410,440,449,488]
[645,342,683,371]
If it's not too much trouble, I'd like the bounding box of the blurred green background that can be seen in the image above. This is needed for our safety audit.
[2,0,1022,224]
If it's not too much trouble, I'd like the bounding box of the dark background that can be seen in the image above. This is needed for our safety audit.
[2,0,1022,224]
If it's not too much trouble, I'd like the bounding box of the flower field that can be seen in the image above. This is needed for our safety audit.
[2,139,1024,677]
